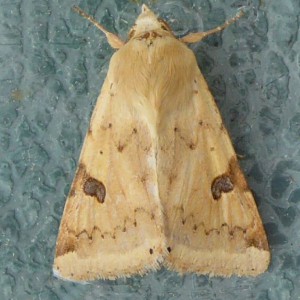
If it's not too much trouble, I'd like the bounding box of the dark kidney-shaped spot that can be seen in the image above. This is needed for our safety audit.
[83,177,106,203]
[211,175,234,200]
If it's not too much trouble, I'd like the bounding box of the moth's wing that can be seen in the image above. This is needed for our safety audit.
[158,52,270,276]
[53,58,166,281]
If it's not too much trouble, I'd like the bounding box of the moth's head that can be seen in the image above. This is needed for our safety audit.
[128,4,173,39]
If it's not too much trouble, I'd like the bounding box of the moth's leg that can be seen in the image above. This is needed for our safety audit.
[72,6,124,49]
[180,10,244,44]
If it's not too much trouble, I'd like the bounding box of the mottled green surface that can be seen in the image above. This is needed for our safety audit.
[1,0,299,299]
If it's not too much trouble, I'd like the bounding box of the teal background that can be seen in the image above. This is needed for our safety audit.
[1,0,299,299]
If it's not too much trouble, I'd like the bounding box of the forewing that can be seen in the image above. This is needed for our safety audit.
[158,58,270,276]
[54,73,166,281]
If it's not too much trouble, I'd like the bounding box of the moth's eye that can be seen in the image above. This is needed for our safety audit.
[128,24,137,39]
[158,19,171,32]
[128,29,136,39]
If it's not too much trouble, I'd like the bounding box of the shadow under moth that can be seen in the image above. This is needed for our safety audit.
[53,4,270,281]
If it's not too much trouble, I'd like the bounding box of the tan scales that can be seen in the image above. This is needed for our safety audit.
[53,5,270,281]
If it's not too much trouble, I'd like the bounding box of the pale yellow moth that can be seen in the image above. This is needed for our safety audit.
[53,5,270,281]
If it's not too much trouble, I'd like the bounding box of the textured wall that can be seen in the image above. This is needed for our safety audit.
[0,0,299,299]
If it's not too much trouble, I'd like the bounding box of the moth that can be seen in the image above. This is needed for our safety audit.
[53,5,270,281]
